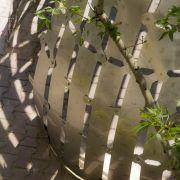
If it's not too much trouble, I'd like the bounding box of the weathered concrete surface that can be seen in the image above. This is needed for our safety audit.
[33,0,180,180]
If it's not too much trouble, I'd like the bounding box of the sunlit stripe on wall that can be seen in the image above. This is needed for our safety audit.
[88,62,102,99]
[148,0,161,13]
[102,74,130,180]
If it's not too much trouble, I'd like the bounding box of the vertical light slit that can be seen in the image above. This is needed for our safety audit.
[153,81,163,102]
[79,61,102,169]
[116,74,131,107]
[106,115,119,149]
[68,20,76,34]
[102,115,119,180]
[131,74,156,179]
[79,105,92,169]
[102,74,130,180]
[129,2,160,177]
[83,0,93,19]
[130,162,141,180]
[132,30,147,60]
[59,0,92,145]
[88,62,102,99]
[67,45,79,82]
[53,23,66,59]
[42,21,67,125]
[102,153,111,180]
[130,81,162,179]
[59,46,79,142]
[130,130,147,180]
[150,80,163,102]
[148,0,161,13]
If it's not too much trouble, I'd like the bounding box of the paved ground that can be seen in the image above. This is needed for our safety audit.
[0,53,65,180]
[0,0,76,179]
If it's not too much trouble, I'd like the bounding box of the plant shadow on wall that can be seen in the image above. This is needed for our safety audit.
[0,0,72,179]
[35,0,180,179]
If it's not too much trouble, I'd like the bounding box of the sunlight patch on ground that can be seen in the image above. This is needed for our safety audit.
[14,79,25,103]
[19,60,32,73]
[0,154,7,168]
[24,105,37,121]
[0,53,9,64]
[18,40,30,48]
[31,16,38,34]
[27,162,33,172]
[8,132,19,147]
[50,170,59,180]
[12,26,20,47]
[0,108,7,119]
[19,0,31,20]
[0,117,9,130]
[10,53,18,75]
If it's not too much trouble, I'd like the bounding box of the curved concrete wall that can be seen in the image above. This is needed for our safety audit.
[33,0,180,179]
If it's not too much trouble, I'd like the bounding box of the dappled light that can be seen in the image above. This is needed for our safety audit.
[8,132,19,148]
[0,0,62,179]
[0,0,180,180]
[0,117,9,130]
[0,154,7,169]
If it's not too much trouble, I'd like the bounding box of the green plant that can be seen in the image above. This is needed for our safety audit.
[35,0,121,44]
[136,104,180,170]
[156,5,180,41]
[35,0,66,30]
[36,0,180,175]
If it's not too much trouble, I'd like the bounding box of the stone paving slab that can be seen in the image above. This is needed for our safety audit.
[0,0,77,179]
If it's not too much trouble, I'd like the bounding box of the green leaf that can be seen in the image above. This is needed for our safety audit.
[156,5,180,41]
[69,6,81,17]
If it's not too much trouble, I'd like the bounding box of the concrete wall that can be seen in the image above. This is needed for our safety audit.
[33,0,180,179]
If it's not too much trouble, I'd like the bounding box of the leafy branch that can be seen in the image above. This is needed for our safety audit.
[35,0,66,30]
[136,104,180,170]
[156,6,180,41]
